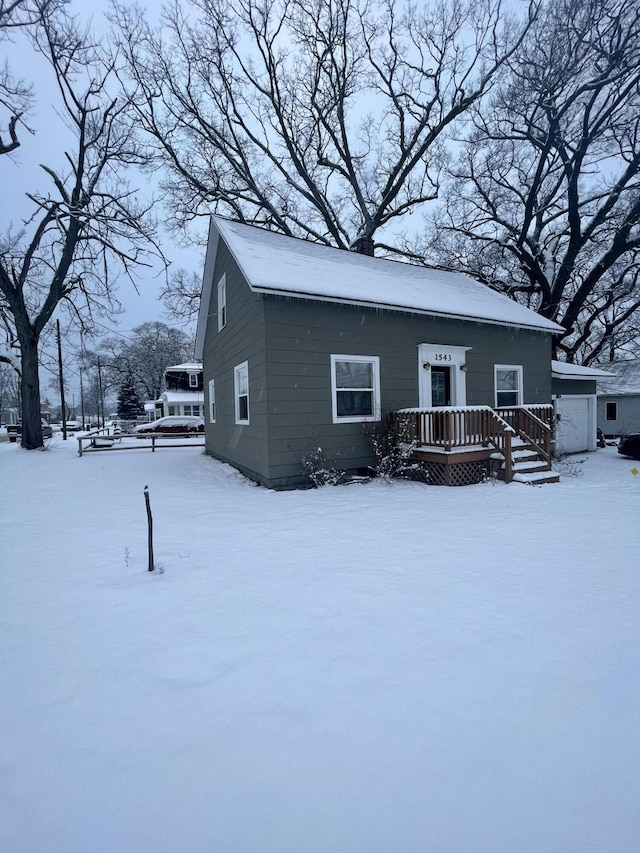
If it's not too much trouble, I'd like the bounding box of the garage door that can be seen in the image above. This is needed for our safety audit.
[554,396,594,454]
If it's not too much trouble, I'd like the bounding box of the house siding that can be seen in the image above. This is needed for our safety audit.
[261,296,552,488]
[597,394,640,436]
[552,378,596,396]
[201,240,271,485]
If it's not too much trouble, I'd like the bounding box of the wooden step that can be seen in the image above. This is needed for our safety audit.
[513,470,560,485]
[509,460,551,473]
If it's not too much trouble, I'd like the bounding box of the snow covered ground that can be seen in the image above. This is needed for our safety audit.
[1,435,638,852]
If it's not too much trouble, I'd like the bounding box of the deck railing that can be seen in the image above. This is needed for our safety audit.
[494,404,553,462]
[393,404,553,483]
[395,406,515,451]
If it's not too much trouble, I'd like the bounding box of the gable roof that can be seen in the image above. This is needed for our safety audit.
[196,216,563,355]
[596,359,640,396]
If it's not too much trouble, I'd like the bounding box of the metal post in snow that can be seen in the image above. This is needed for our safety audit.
[144,485,154,572]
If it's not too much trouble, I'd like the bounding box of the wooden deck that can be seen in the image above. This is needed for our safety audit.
[392,405,555,484]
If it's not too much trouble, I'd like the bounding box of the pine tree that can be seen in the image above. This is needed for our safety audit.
[117,370,143,419]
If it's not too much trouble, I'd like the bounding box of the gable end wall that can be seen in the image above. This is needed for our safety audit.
[201,239,271,483]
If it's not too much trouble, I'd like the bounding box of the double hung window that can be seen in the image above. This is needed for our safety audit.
[495,365,523,407]
[208,379,216,423]
[331,355,380,423]
[234,362,249,424]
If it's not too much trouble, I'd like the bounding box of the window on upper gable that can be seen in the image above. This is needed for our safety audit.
[330,355,381,424]
[189,373,198,388]
[218,274,227,331]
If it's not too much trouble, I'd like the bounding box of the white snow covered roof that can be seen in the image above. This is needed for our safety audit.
[196,217,564,355]
[552,360,612,380]
[595,359,640,396]
[165,362,202,372]
[157,391,204,404]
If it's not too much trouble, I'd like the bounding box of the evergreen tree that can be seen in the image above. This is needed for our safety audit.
[117,370,143,419]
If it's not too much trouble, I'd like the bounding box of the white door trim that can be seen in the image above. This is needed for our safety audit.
[418,344,471,407]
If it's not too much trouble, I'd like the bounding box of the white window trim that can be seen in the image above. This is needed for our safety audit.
[234,361,249,424]
[330,354,381,424]
[208,379,216,423]
[494,364,523,407]
[217,274,227,331]
[189,372,198,388]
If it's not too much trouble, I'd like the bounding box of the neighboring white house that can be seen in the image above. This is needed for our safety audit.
[552,360,611,454]
[596,359,640,437]
[151,362,204,419]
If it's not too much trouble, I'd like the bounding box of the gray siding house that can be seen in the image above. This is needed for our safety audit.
[597,359,640,437]
[195,216,564,489]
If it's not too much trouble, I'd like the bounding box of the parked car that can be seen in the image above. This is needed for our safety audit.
[617,434,640,460]
[134,415,205,436]
[8,419,53,442]
[66,420,83,431]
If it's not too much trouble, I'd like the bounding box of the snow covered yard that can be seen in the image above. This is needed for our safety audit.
[1,437,638,853]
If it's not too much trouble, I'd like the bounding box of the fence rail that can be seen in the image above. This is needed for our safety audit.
[77,431,205,457]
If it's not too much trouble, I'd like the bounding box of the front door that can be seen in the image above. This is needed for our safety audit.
[431,366,452,407]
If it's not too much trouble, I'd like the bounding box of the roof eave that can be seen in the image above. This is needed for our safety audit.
[251,284,565,334]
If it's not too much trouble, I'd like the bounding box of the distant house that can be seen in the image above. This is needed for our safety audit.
[195,216,565,489]
[596,359,640,437]
[152,362,204,420]
[551,360,611,454]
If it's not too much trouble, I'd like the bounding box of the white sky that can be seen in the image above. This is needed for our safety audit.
[3,1,201,327]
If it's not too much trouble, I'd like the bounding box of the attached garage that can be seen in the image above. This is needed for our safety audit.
[552,361,611,455]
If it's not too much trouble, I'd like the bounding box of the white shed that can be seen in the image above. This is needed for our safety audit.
[552,361,611,455]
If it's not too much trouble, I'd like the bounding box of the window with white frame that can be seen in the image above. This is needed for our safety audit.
[189,372,198,388]
[234,361,249,424]
[217,274,227,331]
[208,379,216,423]
[331,355,380,423]
[495,365,523,407]
[184,405,193,416]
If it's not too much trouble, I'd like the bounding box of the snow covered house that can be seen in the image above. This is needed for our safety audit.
[195,216,565,489]
[152,362,204,420]
[596,359,640,437]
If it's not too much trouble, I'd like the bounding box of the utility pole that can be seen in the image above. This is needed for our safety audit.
[97,356,105,428]
[79,367,85,428]
[56,319,67,440]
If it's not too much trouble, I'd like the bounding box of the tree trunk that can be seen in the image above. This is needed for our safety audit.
[18,328,43,449]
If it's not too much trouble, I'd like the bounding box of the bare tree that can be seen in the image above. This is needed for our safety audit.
[0,0,57,155]
[97,321,194,401]
[0,2,161,449]
[425,0,640,364]
[112,0,537,257]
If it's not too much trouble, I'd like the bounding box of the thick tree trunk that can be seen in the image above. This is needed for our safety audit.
[18,329,43,450]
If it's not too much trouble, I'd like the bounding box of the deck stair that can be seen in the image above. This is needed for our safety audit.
[491,438,559,485]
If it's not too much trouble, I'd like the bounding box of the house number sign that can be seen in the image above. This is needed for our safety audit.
[433,353,453,362]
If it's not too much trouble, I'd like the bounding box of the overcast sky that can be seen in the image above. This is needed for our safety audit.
[4,0,203,348]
